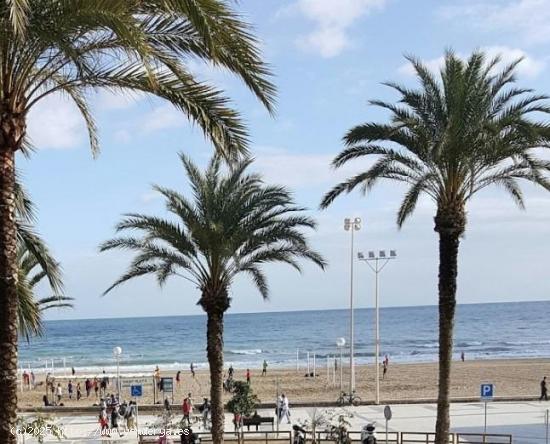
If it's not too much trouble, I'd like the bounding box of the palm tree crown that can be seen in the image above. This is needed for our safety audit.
[1,0,275,159]
[321,50,550,444]
[101,154,326,304]
[101,154,325,444]
[17,243,72,341]
[321,51,550,229]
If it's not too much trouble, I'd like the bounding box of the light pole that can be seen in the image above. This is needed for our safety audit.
[344,217,361,394]
[336,337,346,394]
[113,346,122,399]
[358,249,397,405]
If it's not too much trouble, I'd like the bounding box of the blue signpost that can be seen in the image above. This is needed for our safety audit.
[480,383,494,434]
[131,385,142,397]
[480,384,494,401]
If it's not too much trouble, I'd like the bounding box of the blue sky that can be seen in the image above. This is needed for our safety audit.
[23,0,550,319]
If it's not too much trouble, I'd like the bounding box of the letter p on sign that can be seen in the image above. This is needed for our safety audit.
[480,383,494,401]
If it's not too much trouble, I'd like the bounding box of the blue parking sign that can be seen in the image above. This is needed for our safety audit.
[480,383,494,401]
[131,385,142,397]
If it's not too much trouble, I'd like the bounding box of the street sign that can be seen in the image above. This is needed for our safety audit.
[384,405,392,421]
[131,385,142,397]
[161,377,173,391]
[480,383,494,401]
[121,377,153,388]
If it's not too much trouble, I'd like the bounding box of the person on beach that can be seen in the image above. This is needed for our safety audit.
[281,393,291,424]
[77,382,82,401]
[100,376,108,397]
[68,380,73,399]
[246,368,251,384]
[85,378,91,397]
[228,365,234,379]
[94,377,99,398]
[461,351,465,362]
[176,370,181,389]
[71,366,75,376]
[262,360,268,376]
[190,363,195,378]
[155,365,161,390]
[56,383,63,404]
[541,376,548,401]
[31,371,35,388]
[382,361,388,380]
[23,371,29,387]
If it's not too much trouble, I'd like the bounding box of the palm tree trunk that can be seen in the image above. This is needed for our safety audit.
[0,145,19,444]
[434,225,461,444]
[207,309,225,444]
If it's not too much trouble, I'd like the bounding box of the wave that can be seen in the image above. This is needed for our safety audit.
[456,341,483,347]
[226,349,263,355]
[504,340,550,346]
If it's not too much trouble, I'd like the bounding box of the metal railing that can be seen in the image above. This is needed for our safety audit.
[139,430,512,444]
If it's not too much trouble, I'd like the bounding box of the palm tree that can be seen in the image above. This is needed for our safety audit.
[0,1,274,437]
[17,242,73,341]
[321,50,550,443]
[101,155,326,443]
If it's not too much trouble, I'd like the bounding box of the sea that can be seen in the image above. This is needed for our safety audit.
[18,301,550,374]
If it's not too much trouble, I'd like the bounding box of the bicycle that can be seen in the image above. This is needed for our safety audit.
[336,390,361,406]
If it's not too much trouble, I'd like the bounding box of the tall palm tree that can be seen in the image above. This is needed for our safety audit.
[101,155,326,443]
[0,1,274,437]
[17,242,73,341]
[321,50,550,443]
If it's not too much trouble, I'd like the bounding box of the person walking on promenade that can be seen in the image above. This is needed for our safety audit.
[262,360,268,376]
[77,382,82,401]
[541,376,548,401]
[68,380,73,400]
[281,394,291,424]
[183,393,193,424]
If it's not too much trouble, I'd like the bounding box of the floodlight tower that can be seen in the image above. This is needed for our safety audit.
[344,217,361,394]
[357,249,397,404]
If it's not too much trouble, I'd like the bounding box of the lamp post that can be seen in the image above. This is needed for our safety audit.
[113,346,122,399]
[358,250,397,404]
[336,337,346,394]
[344,217,361,394]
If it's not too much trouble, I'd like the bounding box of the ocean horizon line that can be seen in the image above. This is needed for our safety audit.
[42,298,548,323]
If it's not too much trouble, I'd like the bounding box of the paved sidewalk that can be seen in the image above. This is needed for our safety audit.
[16,401,550,443]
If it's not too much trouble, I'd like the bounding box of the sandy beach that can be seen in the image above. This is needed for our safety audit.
[18,358,550,408]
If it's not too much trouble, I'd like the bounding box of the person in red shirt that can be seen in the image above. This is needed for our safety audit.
[246,369,251,385]
[182,393,193,424]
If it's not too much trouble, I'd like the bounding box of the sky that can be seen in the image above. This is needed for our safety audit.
[23,0,550,320]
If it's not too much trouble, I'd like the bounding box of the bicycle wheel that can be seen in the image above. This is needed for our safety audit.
[351,396,361,406]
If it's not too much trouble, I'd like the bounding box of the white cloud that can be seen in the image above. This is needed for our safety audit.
[27,94,86,150]
[398,46,545,78]
[96,90,145,110]
[439,0,550,45]
[113,129,131,144]
[253,146,372,189]
[142,104,184,133]
[286,0,386,57]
